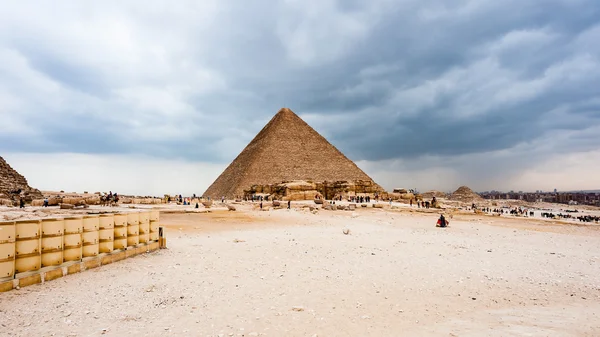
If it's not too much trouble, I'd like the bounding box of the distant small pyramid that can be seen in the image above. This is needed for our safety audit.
[0,156,43,201]
[450,186,483,202]
[203,108,383,198]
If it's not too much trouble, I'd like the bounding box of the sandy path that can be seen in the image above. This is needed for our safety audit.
[1,208,599,336]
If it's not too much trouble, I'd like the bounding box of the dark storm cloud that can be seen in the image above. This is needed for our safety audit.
[1,0,599,170]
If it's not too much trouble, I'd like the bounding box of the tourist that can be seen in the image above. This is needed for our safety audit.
[43,198,49,207]
[19,198,25,208]
[437,214,447,228]
[287,200,291,209]
[260,201,263,210]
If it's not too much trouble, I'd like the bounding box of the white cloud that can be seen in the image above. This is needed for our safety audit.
[275,0,391,65]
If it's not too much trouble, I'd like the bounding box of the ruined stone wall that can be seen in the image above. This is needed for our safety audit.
[244,180,386,201]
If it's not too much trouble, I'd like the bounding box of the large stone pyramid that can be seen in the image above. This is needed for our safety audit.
[203,108,383,199]
[0,156,43,202]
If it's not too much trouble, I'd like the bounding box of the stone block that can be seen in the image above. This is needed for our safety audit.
[43,267,63,282]
[148,241,159,251]
[135,245,148,255]
[67,263,81,275]
[82,258,100,270]
[0,278,14,292]
[17,273,41,287]
[125,247,137,258]
[100,254,112,266]
[111,250,126,263]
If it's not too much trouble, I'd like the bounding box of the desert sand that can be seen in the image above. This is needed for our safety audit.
[1,202,599,337]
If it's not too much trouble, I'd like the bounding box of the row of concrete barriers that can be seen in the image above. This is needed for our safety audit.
[0,210,167,292]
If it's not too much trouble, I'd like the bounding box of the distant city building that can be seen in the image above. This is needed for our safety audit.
[478,190,600,206]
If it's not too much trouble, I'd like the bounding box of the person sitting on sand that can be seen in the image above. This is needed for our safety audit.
[437,214,448,228]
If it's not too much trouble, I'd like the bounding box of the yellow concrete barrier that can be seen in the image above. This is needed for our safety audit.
[113,214,127,249]
[15,220,41,274]
[0,221,16,242]
[1,211,163,292]
[139,221,150,235]
[64,216,83,234]
[41,218,64,268]
[113,214,127,227]
[127,234,139,247]
[99,228,113,253]
[0,236,15,278]
[83,215,99,232]
[99,214,114,229]
[139,233,149,244]
[126,212,139,226]
[63,217,83,263]
[150,209,160,222]
[82,215,99,258]
[139,211,150,224]
[126,212,139,247]
[149,219,159,242]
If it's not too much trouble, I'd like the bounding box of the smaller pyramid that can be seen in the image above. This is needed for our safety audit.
[449,186,483,202]
[0,156,42,202]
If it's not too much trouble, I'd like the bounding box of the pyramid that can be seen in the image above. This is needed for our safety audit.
[449,186,484,202]
[203,108,383,199]
[0,156,43,201]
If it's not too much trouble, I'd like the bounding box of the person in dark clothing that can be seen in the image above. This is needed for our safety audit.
[19,198,25,208]
[437,214,447,228]
[287,200,291,209]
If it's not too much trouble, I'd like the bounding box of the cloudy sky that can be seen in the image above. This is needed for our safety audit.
[1,0,599,196]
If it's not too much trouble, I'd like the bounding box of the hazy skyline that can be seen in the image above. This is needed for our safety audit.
[1,1,599,196]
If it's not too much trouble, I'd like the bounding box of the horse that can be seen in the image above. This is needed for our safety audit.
[111,195,119,207]
[100,194,119,207]
[100,195,109,206]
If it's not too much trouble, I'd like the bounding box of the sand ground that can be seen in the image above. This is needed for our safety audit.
[1,203,599,336]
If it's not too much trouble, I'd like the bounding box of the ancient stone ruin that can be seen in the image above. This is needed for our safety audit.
[203,108,385,200]
[421,190,448,199]
[0,156,42,205]
[245,180,382,201]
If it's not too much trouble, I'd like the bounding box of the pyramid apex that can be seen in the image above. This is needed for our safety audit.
[277,107,295,115]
